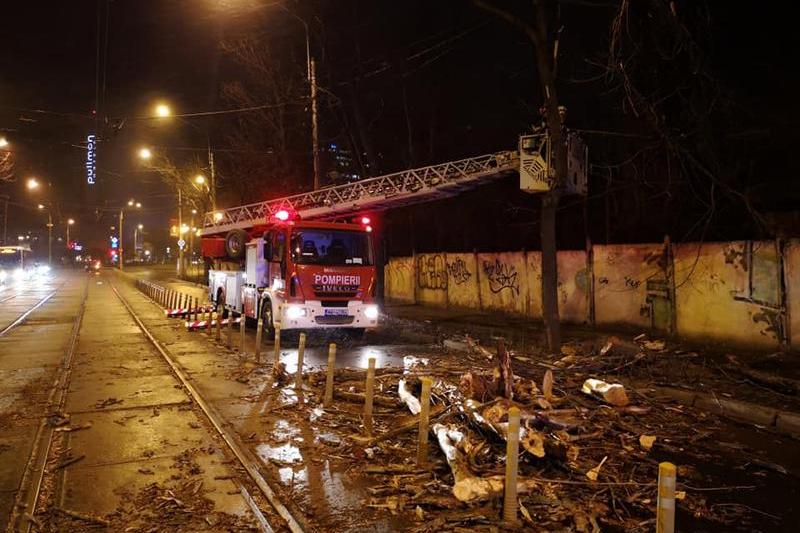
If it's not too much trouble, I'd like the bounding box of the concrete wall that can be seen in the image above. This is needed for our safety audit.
[674,241,782,348]
[385,239,799,350]
[594,244,665,328]
[786,240,800,349]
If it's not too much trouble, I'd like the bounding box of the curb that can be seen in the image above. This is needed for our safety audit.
[652,386,800,440]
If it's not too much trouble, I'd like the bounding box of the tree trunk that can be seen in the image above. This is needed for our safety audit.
[540,191,561,351]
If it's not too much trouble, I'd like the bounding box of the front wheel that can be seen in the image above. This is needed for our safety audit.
[260,300,276,341]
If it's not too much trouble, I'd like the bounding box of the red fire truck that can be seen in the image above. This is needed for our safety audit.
[202,209,379,338]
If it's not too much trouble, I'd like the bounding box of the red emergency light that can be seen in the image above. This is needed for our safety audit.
[360,216,371,225]
[274,209,291,221]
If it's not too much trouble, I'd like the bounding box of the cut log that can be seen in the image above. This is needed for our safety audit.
[398,379,421,414]
[432,423,537,503]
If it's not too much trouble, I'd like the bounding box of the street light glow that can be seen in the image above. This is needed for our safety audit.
[67,218,75,225]
[154,103,172,118]
[37,204,45,210]
[138,147,152,160]
[213,212,223,221]
[128,199,134,206]
[135,202,142,208]
[138,223,144,229]
[0,137,8,148]
[26,178,40,190]
[194,175,206,185]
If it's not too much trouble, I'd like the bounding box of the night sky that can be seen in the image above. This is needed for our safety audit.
[1,1,798,259]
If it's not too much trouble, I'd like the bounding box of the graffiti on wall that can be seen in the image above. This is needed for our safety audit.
[417,255,448,290]
[447,258,472,285]
[482,259,519,295]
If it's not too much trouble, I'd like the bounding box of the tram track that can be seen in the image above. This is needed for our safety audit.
[0,281,66,337]
[108,280,305,533]
[6,278,89,532]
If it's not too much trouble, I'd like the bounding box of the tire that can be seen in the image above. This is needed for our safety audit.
[224,229,249,260]
[261,299,276,341]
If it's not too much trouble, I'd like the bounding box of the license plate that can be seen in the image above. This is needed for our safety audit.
[324,308,348,316]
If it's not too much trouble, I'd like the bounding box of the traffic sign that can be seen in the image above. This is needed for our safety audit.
[177,239,186,250]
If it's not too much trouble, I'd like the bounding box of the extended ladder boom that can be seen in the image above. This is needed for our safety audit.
[201,150,518,236]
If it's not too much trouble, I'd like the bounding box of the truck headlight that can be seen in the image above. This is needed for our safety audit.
[364,305,379,320]
[286,305,307,320]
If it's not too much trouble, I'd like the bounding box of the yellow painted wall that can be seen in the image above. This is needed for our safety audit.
[384,256,415,303]
[594,244,665,328]
[415,253,448,306]
[674,242,780,348]
[444,252,481,309]
[477,252,529,315]
[785,239,800,350]
[557,250,590,324]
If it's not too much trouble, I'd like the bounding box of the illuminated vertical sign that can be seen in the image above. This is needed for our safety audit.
[86,134,96,185]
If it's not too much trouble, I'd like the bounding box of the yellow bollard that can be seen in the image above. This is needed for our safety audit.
[416,377,432,466]
[657,462,676,533]
[239,310,246,353]
[206,305,212,330]
[273,327,282,364]
[503,406,521,525]
[295,333,306,389]
[323,343,336,407]
[193,297,199,321]
[254,318,263,362]
[215,304,222,341]
[363,358,377,437]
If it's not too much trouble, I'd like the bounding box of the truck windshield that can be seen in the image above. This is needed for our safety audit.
[291,230,373,266]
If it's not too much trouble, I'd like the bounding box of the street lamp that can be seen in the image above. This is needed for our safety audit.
[118,200,142,271]
[134,223,144,261]
[26,177,40,190]
[138,147,152,160]
[0,137,8,148]
[154,103,171,118]
[66,218,75,251]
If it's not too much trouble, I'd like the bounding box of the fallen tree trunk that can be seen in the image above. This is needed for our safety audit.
[432,423,537,502]
[334,390,400,407]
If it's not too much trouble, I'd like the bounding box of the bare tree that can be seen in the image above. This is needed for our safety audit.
[1,147,13,183]
[218,38,309,203]
[476,0,566,352]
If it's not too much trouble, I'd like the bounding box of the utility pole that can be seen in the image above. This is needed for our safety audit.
[177,188,185,278]
[47,210,53,266]
[118,208,124,271]
[208,144,217,211]
[311,57,320,190]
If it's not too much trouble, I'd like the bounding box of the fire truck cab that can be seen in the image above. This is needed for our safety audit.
[204,213,378,338]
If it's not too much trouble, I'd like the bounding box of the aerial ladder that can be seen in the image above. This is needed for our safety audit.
[200,133,587,238]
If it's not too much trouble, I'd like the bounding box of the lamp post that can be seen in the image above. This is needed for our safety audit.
[119,199,142,271]
[66,218,75,250]
[134,223,144,261]
[37,204,53,266]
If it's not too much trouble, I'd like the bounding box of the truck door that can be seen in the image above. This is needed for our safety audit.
[266,230,286,290]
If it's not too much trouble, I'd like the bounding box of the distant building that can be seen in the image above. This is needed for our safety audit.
[324,143,361,185]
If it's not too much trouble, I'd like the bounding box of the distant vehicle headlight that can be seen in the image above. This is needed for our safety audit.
[364,305,379,320]
[0,270,7,282]
[13,268,26,280]
[285,305,307,320]
[36,265,50,275]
